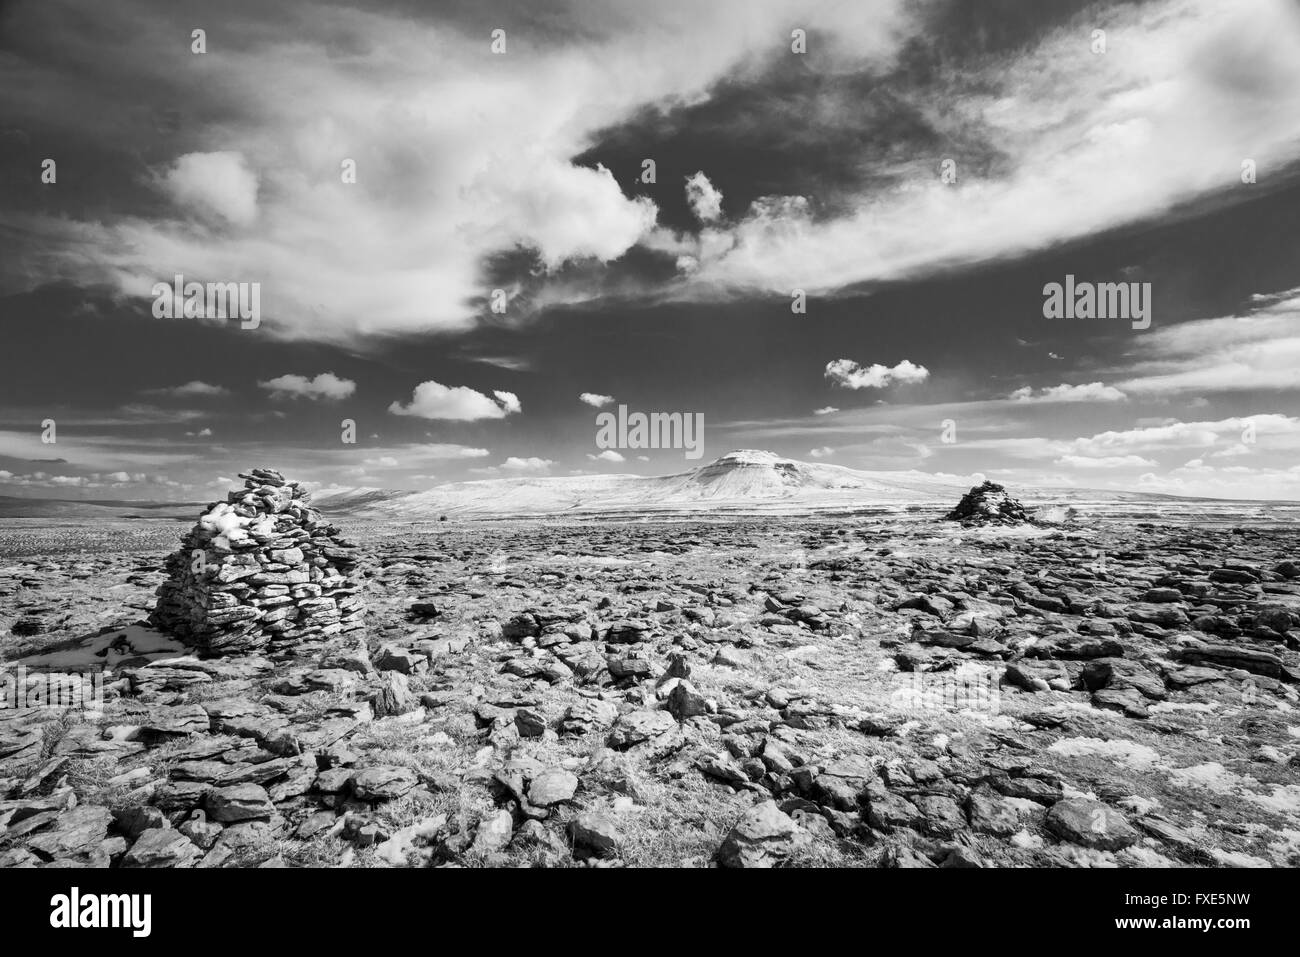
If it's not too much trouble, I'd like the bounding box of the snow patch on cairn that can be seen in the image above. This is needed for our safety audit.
[945,480,1030,525]
[150,468,365,654]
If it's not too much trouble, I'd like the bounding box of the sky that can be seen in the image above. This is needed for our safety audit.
[2,0,1300,501]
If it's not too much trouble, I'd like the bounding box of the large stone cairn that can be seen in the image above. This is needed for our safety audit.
[150,468,365,654]
[944,480,1030,525]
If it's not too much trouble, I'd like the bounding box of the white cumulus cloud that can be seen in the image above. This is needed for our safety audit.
[388,381,521,420]
[825,358,929,390]
[501,456,554,472]
[685,171,724,224]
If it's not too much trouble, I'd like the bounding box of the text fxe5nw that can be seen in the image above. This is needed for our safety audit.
[151,273,261,329]
[596,405,705,460]
[1042,274,1152,330]
[1,664,104,710]
[50,887,151,938]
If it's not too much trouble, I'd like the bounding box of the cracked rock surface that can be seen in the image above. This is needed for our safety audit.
[2,510,1300,868]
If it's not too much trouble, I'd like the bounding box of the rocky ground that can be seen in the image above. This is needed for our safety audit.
[2,513,1299,868]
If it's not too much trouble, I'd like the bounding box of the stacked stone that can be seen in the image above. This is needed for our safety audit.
[150,468,365,654]
[944,480,1030,525]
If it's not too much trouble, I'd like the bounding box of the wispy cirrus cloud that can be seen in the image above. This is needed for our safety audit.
[660,0,1300,304]
[258,372,356,401]
[143,380,231,398]
[1116,292,1300,395]
[1010,382,1127,403]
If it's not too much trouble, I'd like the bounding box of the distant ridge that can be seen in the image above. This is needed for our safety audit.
[3,451,1297,521]
[0,495,206,520]
[313,450,974,518]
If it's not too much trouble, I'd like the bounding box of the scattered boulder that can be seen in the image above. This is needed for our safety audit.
[205,785,275,824]
[568,811,622,860]
[472,809,515,855]
[717,801,811,868]
[351,766,418,801]
[122,827,202,868]
[527,769,579,807]
[1045,798,1138,851]
[1179,641,1298,682]
[606,709,676,749]
[24,806,112,860]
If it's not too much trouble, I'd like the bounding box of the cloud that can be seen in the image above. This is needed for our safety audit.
[480,162,657,271]
[388,381,521,420]
[1010,382,1128,403]
[493,391,522,415]
[1137,464,1300,499]
[1054,454,1157,469]
[0,428,197,469]
[470,355,532,372]
[685,171,724,224]
[813,406,839,415]
[1067,415,1297,457]
[1209,443,1253,459]
[408,444,490,459]
[961,414,1298,460]
[808,446,834,458]
[5,0,909,341]
[825,358,929,390]
[0,468,175,491]
[580,392,615,408]
[353,444,490,467]
[157,151,259,227]
[665,0,1300,304]
[258,372,357,401]
[588,450,625,463]
[20,0,1299,346]
[501,456,554,472]
[145,380,230,398]
[1117,292,1300,395]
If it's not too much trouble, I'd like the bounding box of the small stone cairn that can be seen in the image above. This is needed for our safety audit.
[944,480,1030,526]
[150,468,365,654]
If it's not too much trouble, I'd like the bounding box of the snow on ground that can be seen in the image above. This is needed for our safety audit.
[1210,848,1272,867]
[1047,736,1162,769]
[1246,784,1300,815]
[1167,762,1245,793]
